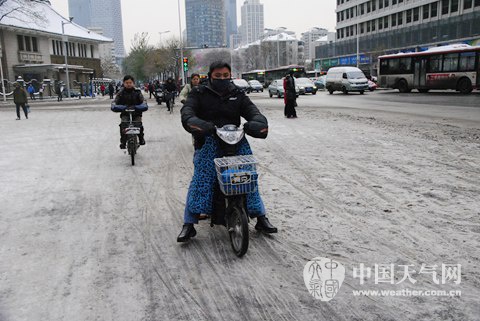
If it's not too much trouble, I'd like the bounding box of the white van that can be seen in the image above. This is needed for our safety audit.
[326,67,369,94]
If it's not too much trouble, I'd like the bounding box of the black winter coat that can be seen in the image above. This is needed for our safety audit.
[164,82,177,93]
[181,82,268,146]
[115,87,145,118]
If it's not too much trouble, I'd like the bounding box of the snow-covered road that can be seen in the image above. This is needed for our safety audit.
[1,91,479,321]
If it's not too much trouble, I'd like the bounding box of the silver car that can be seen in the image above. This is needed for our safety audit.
[268,79,299,98]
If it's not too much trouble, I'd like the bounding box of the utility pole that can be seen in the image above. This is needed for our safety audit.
[177,0,185,86]
[61,17,74,99]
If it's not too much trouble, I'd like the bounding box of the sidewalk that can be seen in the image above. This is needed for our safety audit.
[0,95,113,108]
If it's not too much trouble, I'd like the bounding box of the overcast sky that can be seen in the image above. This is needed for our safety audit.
[49,0,337,53]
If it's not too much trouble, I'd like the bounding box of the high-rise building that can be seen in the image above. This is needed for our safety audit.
[316,0,480,73]
[225,0,238,47]
[185,0,226,48]
[68,0,125,64]
[240,0,264,45]
[301,27,329,61]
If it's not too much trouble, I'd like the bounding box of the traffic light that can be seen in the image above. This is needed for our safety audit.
[183,57,189,72]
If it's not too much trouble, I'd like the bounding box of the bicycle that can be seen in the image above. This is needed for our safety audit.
[165,91,175,114]
[111,103,148,166]
[212,125,259,257]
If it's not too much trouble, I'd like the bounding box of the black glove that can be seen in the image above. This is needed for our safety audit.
[244,121,268,139]
[189,121,215,136]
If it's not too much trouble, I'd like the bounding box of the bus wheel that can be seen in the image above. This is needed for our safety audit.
[457,78,473,94]
[398,79,411,93]
[418,89,429,93]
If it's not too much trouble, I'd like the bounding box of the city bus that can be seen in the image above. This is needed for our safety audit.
[241,70,266,84]
[264,65,307,86]
[306,70,325,79]
[378,44,480,94]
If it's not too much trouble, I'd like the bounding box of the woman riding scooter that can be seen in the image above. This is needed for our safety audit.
[177,61,277,242]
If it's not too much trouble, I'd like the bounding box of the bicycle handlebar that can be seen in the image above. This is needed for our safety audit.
[111,103,148,112]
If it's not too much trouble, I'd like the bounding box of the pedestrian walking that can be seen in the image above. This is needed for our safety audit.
[148,83,154,99]
[27,84,35,100]
[39,85,44,100]
[13,83,28,120]
[108,82,115,99]
[100,84,106,96]
[55,81,63,102]
[283,71,297,118]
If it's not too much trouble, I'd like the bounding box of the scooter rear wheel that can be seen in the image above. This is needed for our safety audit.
[229,205,249,257]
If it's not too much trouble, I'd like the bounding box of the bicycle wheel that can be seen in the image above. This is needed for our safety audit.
[128,137,136,166]
[229,204,249,257]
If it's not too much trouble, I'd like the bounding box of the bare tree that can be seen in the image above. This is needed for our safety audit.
[101,58,122,80]
[0,0,50,23]
[122,32,153,81]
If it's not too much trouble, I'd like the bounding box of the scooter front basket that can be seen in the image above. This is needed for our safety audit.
[214,155,258,196]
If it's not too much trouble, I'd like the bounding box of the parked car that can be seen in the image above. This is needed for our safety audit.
[314,75,326,90]
[248,80,264,92]
[233,79,251,93]
[326,66,369,95]
[62,89,81,98]
[268,79,300,98]
[368,80,378,91]
[295,77,318,95]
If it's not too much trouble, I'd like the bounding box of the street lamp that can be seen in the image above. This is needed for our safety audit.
[158,30,170,45]
[61,17,74,99]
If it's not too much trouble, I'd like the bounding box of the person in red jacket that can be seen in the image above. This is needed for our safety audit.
[283,71,297,118]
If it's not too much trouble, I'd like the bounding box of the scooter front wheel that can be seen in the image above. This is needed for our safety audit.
[229,204,249,257]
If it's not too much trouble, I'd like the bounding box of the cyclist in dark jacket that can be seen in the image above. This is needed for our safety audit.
[177,61,277,242]
[115,75,145,149]
[163,78,177,111]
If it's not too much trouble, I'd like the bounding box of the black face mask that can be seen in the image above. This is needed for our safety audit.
[211,79,231,93]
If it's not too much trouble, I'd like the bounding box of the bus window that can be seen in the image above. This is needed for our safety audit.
[380,59,389,73]
[428,55,442,72]
[459,52,476,71]
[388,58,400,73]
[443,53,459,72]
[399,57,412,72]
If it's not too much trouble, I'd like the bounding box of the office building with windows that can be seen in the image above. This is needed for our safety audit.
[301,27,330,61]
[316,0,480,74]
[240,0,264,45]
[185,0,226,48]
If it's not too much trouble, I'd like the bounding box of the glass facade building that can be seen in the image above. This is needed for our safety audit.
[185,0,226,48]
[225,0,238,47]
[68,0,126,63]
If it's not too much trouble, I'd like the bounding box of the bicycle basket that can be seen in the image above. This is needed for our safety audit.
[214,155,258,196]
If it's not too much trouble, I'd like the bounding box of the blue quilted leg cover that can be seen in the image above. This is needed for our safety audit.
[186,136,266,217]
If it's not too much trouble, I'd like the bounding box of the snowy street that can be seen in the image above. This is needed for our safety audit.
[1,90,479,321]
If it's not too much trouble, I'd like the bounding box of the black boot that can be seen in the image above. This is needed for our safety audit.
[255,216,278,234]
[139,132,145,145]
[120,125,127,149]
[177,224,197,242]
